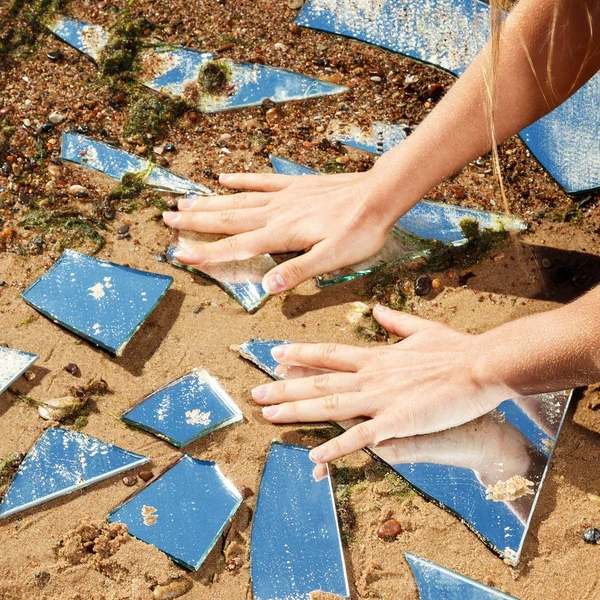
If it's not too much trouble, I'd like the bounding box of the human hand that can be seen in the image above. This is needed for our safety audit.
[251,304,513,463]
[162,169,401,294]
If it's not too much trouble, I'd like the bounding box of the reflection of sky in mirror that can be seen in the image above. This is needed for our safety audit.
[0,347,38,396]
[236,338,572,565]
[47,16,108,61]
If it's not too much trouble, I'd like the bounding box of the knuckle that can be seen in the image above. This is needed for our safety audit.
[232,192,247,208]
[282,259,306,282]
[322,393,340,412]
[219,209,236,225]
[224,236,239,255]
[313,373,330,392]
[320,343,338,363]
[352,422,373,445]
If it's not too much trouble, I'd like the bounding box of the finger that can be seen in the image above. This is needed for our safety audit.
[261,243,337,293]
[177,192,269,212]
[273,364,332,380]
[270,342,367,372]
[309,417,391,463]
[251,372,361,403]
[162,208,265,235]
[261,392,371,424]
[372,304,436,337]
[219,172,299,192]
[172,230,268,264]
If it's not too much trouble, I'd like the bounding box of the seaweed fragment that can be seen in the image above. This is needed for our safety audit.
[198,59,233,95]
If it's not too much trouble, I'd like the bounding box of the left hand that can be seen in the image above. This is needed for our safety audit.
[251,304,513,464]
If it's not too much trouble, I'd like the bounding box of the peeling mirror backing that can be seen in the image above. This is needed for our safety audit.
[21,250,173,356]
[46,16,108,62]
[251,442,350,600]
[61,132,212,195]
[138,46,348,113]
[0,427,150,520]
[236,339,572,566]
[329,121,410,155]
[0,347,38,396]
[520,73,600,195]
[108,454,242,571]
[121,369,243,448]
[167,230,276,313]
[296,0,490,76]
[405,553,519,599]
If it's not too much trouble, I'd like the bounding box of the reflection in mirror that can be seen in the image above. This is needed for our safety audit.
[167,230,276,313]
[251,442,349,600]
[46,16,108,61]
[329,121,410,155]
[236,338,573,565]
[61,132,212,195]
[121,369,243,448]
[21,250,173,356]
[0,347,38,396]
[405,552,519,599]
[108,454,242,571]
[0,427,149,519]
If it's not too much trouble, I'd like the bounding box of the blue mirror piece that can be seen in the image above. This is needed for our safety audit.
[296,0,490,76]
[61,132,212,195]
[21,250,173,356]
[0,427,149,520]
[236,341,572,566]
[405,553,519,599]
[121,369,243,448]
[520,73,600,194]
[46,16,108,62]
[329,121,409,155]
[139,46,347,113]
[251,442,349,600]
[0,347,38,396]
[270,154,319,176]
[108,454,242,571]
[167,230,275,313]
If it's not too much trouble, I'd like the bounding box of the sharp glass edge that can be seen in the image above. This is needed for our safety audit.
[0,348,39,396]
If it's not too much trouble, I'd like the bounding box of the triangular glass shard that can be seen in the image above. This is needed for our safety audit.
[139,46,348,113]
[0,347,38,396]
[237,342,572,566]
[167,229,276,313]
[46,16,108,62]
[405,553,519,599]
[21,249,173,356]
[520,74,600,194]
[329,121,410,155]
[108,454,242,571]
[296,0,490,76]
[61,132,212,195]
[0,427,150,519]
[251,442,349,600]
[121,369,243,448]
[270,154,319,176]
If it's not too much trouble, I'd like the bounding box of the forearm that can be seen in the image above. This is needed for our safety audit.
[476,287,600,396]
[369,0,600,220]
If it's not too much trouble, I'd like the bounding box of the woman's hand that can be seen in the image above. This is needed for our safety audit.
[251,304,512,464]
[162,169,401,294]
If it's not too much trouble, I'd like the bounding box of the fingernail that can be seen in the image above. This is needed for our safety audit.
[309,448,328,463]
[163,212,178,224]
[178,198,194,209]
[173,249,192,262]
[262,406,279,418]
[271,346,286,360]
[252,386,268,400]
[219,173,233,183]
[374,303,388,313]
[263,273,286,294]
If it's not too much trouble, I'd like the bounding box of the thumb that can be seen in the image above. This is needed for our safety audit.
[372,304,434,337]
[262,243,334,293]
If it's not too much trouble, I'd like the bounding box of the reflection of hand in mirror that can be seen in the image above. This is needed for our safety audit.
[510,393,567,439]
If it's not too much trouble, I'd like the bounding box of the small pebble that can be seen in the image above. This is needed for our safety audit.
[0,281,5,287]
[165,143,176,153]
[370,76,382,83]
[286,0,305,8]
[122,475,137,487]
[139,470,154,482]
[76,124,90,134]
[582,527,600,544]
[431,278,442,290]
[541,257,552,269]
[288,22,301,35]
[153,252,167,263]
[377,519,402,540]
[48,112,65,124]
[40,122,56,134]
[336,155,350,165]
[47,164,61,179]
[414,275,433,297]
[64,363,81,377]
[47,51,64,61]
[241,486,254,499]
[117,225,130,235]
[427,83,444,98]
[34,571,51,587]
[69,184,87,196]
[103,210,115,221]
[218,133,232,143]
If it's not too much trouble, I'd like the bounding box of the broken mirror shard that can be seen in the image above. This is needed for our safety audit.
[108,454,242,571]
[61,131,212,195]
[269,154,320,176]
[46,16,108,62]
[167,229,276,313]
[0,347,38,396]
[121,369,242,448]
[296,0,490,76]
[251,442,349,600]
[0,427,149,520]
[237,340,572,566]
[329,121,410,155]
[520,73,600,194]
[405,553,519,599]
[21,249,173,356]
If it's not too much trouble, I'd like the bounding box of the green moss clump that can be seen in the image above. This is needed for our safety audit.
[100,16,154,76]
[198,60,233,95]
[551,205,583,224]
[108,171,147,201]
[125,93,188,139]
